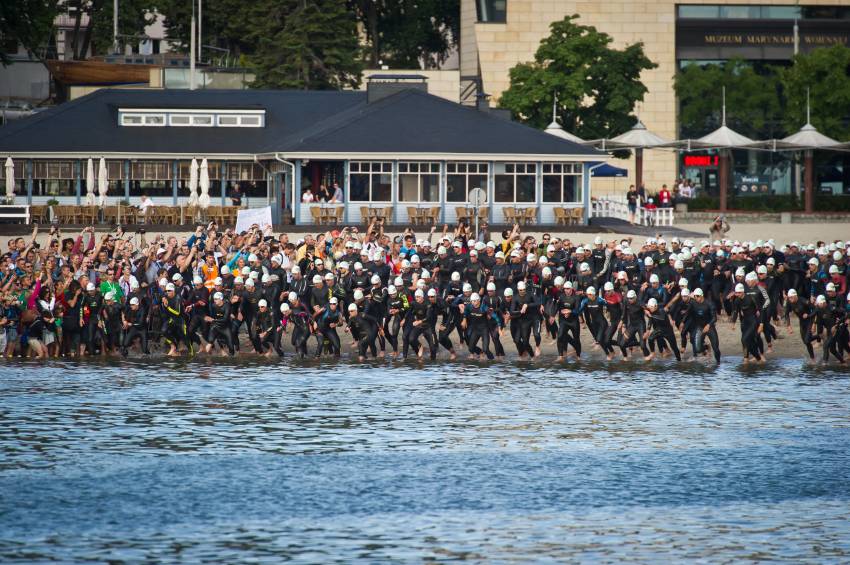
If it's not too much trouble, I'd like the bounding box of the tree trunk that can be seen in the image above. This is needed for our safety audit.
[70,0,83,60]
[77,0,101,60]
[368,1,379,67]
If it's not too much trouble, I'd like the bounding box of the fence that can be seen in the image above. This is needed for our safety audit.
[590,195,674,227]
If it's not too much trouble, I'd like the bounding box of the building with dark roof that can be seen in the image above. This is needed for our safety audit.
[0,77,604,225]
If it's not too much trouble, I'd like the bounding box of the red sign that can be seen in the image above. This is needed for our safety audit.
[684,155,719,167]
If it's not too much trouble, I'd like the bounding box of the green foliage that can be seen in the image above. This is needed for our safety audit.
[498,15,656,140]
[688,195,802,212]
[780,45,850,141]
[89,0,153,57]
[249,0,362,90]
[814,195,850,212]
[0,0,57,65]
[674,59,784,139]
[157,0,258,62]
[348,0,459,69]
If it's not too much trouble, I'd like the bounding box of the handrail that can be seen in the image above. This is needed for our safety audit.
[591,196,674,227]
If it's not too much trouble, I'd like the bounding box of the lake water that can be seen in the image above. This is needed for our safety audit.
[1,358,849,563]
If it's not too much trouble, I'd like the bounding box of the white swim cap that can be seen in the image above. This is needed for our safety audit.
[258,299,268,308]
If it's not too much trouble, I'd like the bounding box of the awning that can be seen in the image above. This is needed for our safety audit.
[590,162,628,177]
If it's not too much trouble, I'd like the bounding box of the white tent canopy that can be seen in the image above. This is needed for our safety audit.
[607,119,669,148]
[543,94,585,144]
[85,158,96,205]
[4,157,14,200]
[198,158,211,209]
[187,158,200,206]
[97,157,108,207]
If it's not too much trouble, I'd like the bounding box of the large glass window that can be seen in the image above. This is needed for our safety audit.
[677,5,803,20]
[494,162,536,203]
[349,161,392,202]
[398,161,439,202]
[226,162,267,200]
[446,162,488,203]
[130,161,172,197]
[542,163,582,203]
[476,0,506,23]
[32,161,75,197]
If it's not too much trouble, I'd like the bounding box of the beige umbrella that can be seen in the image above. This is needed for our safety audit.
[188,158,200,207]
[4,157,14,201]
[97,157,108,207]
[198,158,210,208]
[85,158,96,205]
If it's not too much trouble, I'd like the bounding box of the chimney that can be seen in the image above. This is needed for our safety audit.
[367,74,428,103]
[476,91,491,112]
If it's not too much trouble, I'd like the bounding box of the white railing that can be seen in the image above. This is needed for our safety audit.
[591,196,674,227]
[0,205,30,224]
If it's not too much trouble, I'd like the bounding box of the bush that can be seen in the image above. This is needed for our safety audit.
[814,195,850,212]
[686,194,801,212]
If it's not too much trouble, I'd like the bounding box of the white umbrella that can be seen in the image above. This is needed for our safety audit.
[187,158,200,207]
[4,157,14,200]
[85,158,96,205]
[543,94,585,143]
[97,157,108,207]
[198,158,210,209]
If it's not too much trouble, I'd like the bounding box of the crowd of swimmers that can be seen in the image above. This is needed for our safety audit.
[1,221,848,365]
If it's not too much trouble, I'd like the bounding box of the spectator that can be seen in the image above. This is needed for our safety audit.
[138,194,154,223]
[301,188,314,203]
[679,181,693,200]
[658,184,672,208]
[330,182,343,203]
[709,215,730,241]
[626,185,638,225]
[315,184,330,202]
[230,183,243,207]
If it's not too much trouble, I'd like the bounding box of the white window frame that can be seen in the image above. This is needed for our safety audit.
[398,161,440,203]
[542,162,583,203]
[120,113,146,126]
[348,161,393,202]
[190,114,214,127]
[168,114,192,126]
[494,162,537,203]
[446,161,489,203]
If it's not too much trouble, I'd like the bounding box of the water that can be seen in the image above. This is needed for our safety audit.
[1,358,849,563]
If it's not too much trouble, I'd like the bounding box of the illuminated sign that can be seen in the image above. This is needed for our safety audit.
[684,155,719,167]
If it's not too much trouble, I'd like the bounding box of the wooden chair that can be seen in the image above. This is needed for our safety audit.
[477,206,489,222]
[77,205,97,225]
[553,207,566,226]
[360,206,374,223]
[570,207,583,225]
[334,206,344,223]
[310,206,324,225]
[54,205,76,224]
[429,207,441,225]
[407,207,422,225]
[502,207,516,223]
[523,207,536,225]
[455,206,471,221]
[30,205,49,224]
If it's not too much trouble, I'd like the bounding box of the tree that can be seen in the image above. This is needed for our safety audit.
[87,0,154,58]
[780,45,850,140]
[157,0,257,62]
[674,59,783,139]
[498,15,655,140]
[249,0,362,90]
[0,0,57,65]
[348,0,459,69]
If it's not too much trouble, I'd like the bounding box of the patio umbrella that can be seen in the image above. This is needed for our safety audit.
[4,157,14,200]
[604,119,670,192]
[187,158,199,207]
[97,157,108,207]
[85,158,96,205]
[198,158,210,209]
[544,95,585,144]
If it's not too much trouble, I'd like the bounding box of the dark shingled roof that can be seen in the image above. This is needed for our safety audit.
[0,87,601,158]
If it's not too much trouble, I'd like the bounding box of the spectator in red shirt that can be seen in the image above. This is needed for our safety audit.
[658,184,672,208]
